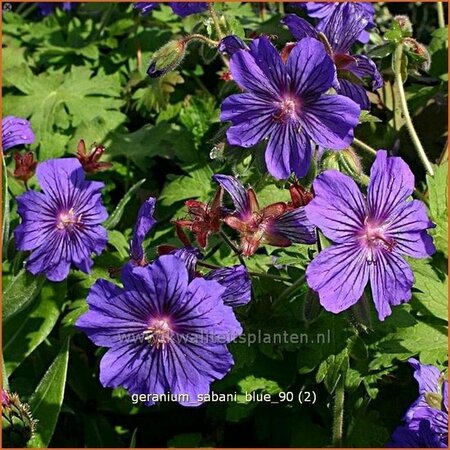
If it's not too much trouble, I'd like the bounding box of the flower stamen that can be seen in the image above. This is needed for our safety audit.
[57,208,82,230]
[273,97,299,123]
[143,318,173,348]
[362,219,397,263]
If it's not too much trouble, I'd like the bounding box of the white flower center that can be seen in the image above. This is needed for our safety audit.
[361,219,396,264]
[56,208,82,230]
[143,318,173,348]
[273,96,300,122]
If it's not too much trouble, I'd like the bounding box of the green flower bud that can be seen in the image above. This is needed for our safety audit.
[394,15,413,35]
[403,37,431,72]
[147,39,186,78]
[320,148,368,184]
[2,390,37,448]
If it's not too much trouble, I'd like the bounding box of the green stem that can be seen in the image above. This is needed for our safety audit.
[220,230,241,255]
[332,376,345,447]
[274,273,306,307]
[125,156,130,193]
[208,3,224,40]
[206,4,229,68]
[437,2,446,29]
[249,271,291,282]
[394,44,434,176]
[14,2,28,14]
[202,241,222,260]
[19,2,37,18]
[184,34,219,47]
[352,138,377,156]
[413,188,429,205]
[219,230,246,266]
[92,3,115,41]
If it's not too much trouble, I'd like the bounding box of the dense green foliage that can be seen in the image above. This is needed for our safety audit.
[2,2,448,447]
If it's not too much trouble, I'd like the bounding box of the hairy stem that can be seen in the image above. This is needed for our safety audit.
[220,231,246,267]
[208,3,224,40]
[394,44,434,176]
[220,230,241,255]
[184,34,219,47]
[332,376,345,447]
[437,2,446,29]
[202,241,223,260]
[352,138,377,156]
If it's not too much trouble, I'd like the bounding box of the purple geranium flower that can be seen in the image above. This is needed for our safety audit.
[134,2,208,17]
[169,2,208,17]
[305,150,435,320]
[2,116,35,152]
[297,2,375,43]
[76,254,242,406]
[218,35,247,56]
[283,3,383,109]
[213,174,316,256]
[221,36,360,179]
[14,158,108,282]
[388,358,448,448]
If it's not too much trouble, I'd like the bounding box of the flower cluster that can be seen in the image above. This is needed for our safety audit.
[282,3,382,109]
[125,195,252,307]
[6,2,443,428]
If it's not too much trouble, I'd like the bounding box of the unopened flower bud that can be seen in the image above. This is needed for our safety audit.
[321,148,365,183]
[403,37,431,71]
[2,390,37,448]
[394,15,413,35]
[147,39,186,78]
[218,35,246,56]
